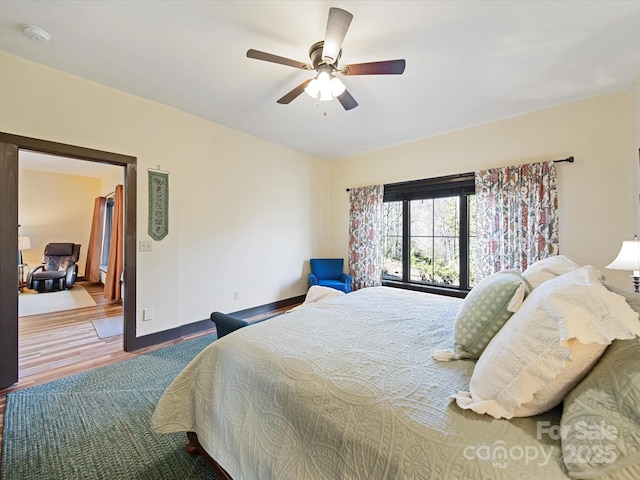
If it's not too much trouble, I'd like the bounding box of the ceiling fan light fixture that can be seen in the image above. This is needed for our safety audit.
[316,69,332,90]
[330,76,346,97]
[304,69,345,102]
[304,78,320,98]
[304,77,333,102]
[305,70,334,100]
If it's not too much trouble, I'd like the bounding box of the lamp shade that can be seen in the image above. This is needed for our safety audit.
[18,236,31,250]
[606,238,640,274]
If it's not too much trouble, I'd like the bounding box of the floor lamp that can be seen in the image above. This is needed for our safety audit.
[18,235,31,263]
[18,235,31,287]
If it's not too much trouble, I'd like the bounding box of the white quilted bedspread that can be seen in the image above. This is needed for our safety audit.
[152,287,570,479]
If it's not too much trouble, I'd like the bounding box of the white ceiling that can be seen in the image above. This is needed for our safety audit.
[1,1,640,161]
[20,150,121,178]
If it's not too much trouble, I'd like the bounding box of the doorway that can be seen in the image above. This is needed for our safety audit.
[17,151,125,373]
[0,133,137,389]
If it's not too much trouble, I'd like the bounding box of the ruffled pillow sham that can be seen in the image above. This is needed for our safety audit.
[521,254,581,291]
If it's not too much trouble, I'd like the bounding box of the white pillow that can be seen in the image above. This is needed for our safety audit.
[288,285,344,312]
[449,265,640,419]
[522,254,580,290]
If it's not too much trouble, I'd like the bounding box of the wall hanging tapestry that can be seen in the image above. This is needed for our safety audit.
[148,169,169,241]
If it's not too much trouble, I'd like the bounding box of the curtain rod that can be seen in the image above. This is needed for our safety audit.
[346,155,575,192]
[553,156,574,164]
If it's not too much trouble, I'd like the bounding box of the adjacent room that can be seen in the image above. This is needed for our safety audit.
[17,151,125,383]
[1,1,640,479]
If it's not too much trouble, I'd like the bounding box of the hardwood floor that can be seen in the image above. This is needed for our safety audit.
[13,282,124,389]
[0,281,295,463]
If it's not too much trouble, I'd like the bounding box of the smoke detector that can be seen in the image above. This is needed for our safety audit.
[23,25,51,43]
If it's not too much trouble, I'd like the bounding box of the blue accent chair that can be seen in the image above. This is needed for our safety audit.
[308,258,352,293]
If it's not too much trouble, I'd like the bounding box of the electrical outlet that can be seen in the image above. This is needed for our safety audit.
[233,292,240,301]
[143,308,153,321]
[139,240,152,252]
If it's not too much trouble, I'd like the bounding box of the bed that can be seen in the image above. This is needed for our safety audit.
[152,284,618,479]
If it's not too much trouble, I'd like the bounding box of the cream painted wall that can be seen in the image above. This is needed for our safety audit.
[18,169,99,277]
[175,121,330,323]
[100,167,124,198]
[329,91,636,290]
[0,51,329,337]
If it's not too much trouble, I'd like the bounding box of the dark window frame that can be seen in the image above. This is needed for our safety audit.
[382,173,475,298]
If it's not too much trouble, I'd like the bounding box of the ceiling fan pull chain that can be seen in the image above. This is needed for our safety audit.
[312,99,328,116]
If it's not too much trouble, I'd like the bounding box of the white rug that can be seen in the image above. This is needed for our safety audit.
[91,315,124,339]
[18,286,97,317]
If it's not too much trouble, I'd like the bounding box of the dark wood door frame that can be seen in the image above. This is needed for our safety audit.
[0,132,137,389]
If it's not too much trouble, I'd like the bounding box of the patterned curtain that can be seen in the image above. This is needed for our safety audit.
[475,161,558,280]
[104,185,124,301]
[348,185,384,290]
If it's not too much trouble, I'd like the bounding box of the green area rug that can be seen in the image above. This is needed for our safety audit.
[2,334,219,480]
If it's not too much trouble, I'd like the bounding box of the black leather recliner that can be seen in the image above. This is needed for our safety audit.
[27,243,81,292]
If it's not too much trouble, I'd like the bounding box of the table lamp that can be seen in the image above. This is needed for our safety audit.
[606,236,640,292]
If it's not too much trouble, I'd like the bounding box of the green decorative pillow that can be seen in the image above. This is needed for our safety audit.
[560,285,640,478]
[452,270,528,359]
[561,337,640,478]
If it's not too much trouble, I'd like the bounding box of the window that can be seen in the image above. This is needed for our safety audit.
[101,198,114,267]
[381,173,476,296]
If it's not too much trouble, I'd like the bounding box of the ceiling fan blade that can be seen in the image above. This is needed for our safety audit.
[247,49,311,70]
[277,79,313,104]
[337,89,358,111]
[342,59,406,76]
[322,8,353,64]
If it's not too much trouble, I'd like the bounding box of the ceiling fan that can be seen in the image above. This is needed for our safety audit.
[246,7,406,111]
